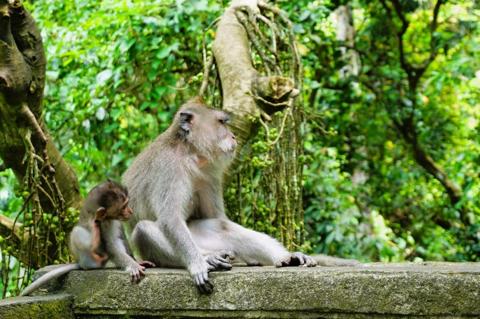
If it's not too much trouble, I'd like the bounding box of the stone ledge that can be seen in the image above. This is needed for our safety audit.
[63,262,479,318]
[4,262,480,318]
[0,293,74,319]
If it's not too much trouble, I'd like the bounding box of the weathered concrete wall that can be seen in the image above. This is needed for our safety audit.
[1,262,480,318]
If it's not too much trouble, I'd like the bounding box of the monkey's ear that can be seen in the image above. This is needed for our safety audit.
[95,207,107,221]
[179,111,194,134]
[188,96,205,105]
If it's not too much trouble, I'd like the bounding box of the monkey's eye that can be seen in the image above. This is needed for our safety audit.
[218,117,230,125]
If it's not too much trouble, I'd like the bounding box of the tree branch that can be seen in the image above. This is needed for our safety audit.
[427,0,442,65]
[378,1,463,210]
[0,214,23,242]
[0,214,32,265]
[387,0,445,89]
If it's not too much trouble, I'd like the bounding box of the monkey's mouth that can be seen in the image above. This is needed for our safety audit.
[121,212,133,221]
[219,138,237,153]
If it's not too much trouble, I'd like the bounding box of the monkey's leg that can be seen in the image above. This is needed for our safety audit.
[189,218,292,266]
[132,219,222,293]
[131,220,179,268]
[190,219,317,267]
[102,220,148,283]
[70,226,104,269]
[133,220,231,269]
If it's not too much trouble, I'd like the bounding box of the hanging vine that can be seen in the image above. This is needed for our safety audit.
[0,104,78,297]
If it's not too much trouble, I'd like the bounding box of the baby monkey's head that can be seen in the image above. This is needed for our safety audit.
[92,180,133,222]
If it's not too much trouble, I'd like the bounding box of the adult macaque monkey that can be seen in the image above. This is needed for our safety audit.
[123,97,316,294]
[21,180,154,296]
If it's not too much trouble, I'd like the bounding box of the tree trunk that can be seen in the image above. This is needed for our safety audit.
[378,0,465,223]
[396,120,463,208]
[0,0,81,268]
[332,5,360,78]
[213,1,258,147]
[213,0,305,249]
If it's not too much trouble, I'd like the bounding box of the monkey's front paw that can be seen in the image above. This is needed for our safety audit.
[189,263,213,294]
[126,263,146,283]
[275,252,317,267]
[205,251,234,272]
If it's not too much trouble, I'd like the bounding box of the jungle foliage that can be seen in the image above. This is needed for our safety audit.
[1,0,479,297]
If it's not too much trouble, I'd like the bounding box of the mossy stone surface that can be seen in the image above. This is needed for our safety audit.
[0,293,74,319]
[2,262,480,318]
[62,262,480,318]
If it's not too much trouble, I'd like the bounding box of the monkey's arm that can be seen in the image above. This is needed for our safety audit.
[90,221,108,263]
[70,224,107,269]
[102,220,146,283]
[20,264,80,296]
[159,215,215,293]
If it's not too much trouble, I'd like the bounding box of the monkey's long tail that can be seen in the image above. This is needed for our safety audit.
[20,263,80,296]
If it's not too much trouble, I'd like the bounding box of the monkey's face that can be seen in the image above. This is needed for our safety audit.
[93,181,133,222]
[213,111,237,154]
[98,197,133,222]
[112,199,133,221]
[177,102,237,158]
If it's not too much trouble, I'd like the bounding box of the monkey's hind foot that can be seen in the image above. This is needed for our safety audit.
[205,251,234,272]
[276,252,317,267]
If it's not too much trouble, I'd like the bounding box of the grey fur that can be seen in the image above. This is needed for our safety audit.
[21,181,145,296]
[123,99,316,294]
[20,264,80,296]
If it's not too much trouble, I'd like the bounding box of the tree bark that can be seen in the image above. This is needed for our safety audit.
[213,0,257,147]
[332,5,360,78]
[213,0,298,154]
[0,0,81,267]
[213,0,305,248]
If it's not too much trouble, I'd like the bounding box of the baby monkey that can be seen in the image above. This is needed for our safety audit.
[21,180,153,296]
